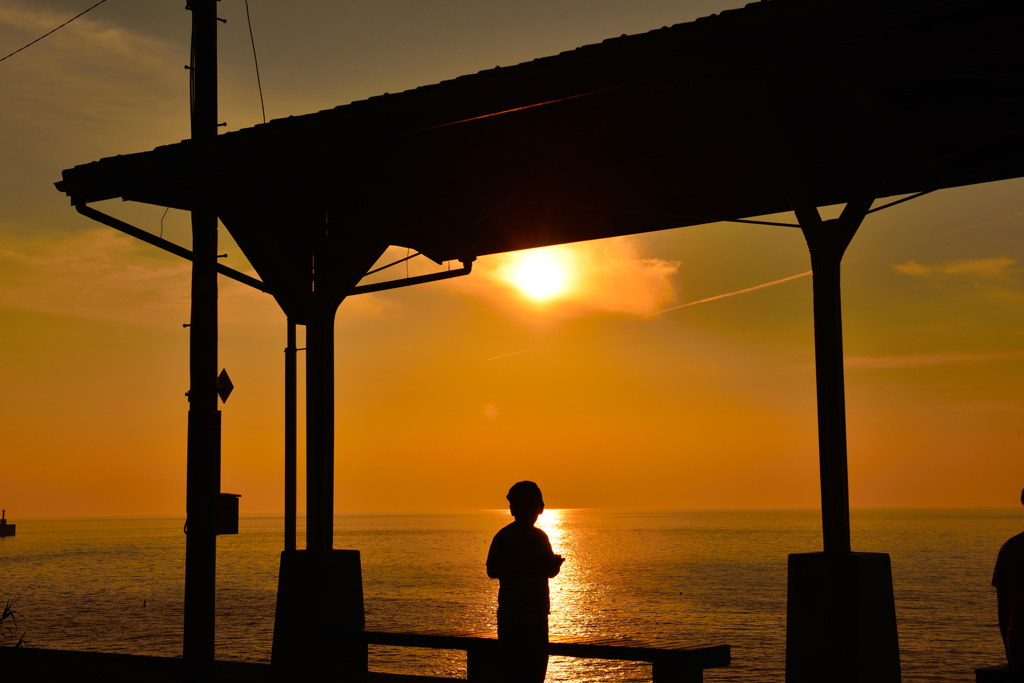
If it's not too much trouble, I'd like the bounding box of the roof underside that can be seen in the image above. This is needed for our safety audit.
[56,0,1024,294]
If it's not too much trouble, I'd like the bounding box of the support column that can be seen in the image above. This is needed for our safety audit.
[183,0,218,677]
[793,201,864,556]
[271,243,386,677]
[284,320,297,552]
[304,302,336,551]
[786,198,900,683]
[272,301,365,679]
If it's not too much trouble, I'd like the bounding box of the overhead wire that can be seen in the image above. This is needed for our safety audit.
[363,251,421,277]
[726,190,936,230]
[866,190,933,214]
[0,0,110,64]
[243,0,266,124]
[350,82,651,287]
[458,81,652,238]
[160,206,170,239]
[484,192,1024,362]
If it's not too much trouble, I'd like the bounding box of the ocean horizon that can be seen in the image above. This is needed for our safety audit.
[3,508,1019,681]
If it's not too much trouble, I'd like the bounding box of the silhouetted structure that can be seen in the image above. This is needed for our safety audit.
[339,627,729,682]
[0,509,14,537]
[53,0,1024,679]
[487,482,564,683]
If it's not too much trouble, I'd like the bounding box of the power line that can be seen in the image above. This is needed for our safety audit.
[0,0,110,64]
[244,0,266,124]
[160,206,170,239]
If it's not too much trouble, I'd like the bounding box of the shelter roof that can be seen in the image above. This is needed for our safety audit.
[56,0,1024,298]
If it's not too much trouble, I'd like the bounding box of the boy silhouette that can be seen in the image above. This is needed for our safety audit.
[487,481,564,683]
[994,488,1024,669]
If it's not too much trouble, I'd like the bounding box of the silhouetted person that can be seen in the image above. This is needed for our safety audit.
[994,488,1024,669]
[487,481,564,683]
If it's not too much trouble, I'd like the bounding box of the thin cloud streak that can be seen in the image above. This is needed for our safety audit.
[844,353,1001,369]
[893,257,1016,277]
[957,400,1024,413]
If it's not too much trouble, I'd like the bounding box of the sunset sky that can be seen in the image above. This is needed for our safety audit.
[1,0,1022,520]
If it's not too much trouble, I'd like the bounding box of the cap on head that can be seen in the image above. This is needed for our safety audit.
[507,481,545,509]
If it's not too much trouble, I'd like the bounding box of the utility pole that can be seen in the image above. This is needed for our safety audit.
[184,0,219,678]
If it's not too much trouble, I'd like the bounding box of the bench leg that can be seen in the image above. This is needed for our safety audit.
[467,641,502,683]
[652,661,702,683]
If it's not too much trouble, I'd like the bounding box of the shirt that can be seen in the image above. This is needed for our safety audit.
[487,521,560,625]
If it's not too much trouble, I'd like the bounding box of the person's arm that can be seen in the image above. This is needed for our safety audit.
[994,551,1009,653]
[486,538,501,579]
[487,532,510,579]
[540,532,564,578]
[545,553,565,578]
[998,586,1011,651]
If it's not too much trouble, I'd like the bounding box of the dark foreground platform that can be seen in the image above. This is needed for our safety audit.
[977,663,1024,682]
[0,647,450,683]
[2,635,728,682]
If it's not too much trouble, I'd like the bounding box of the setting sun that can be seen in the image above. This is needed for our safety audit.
[512,254,568,301]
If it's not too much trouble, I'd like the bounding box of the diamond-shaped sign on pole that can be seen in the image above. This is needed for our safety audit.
[217,369,234,403]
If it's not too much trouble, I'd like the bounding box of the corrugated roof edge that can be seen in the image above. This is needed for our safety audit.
[65,0,884,177]
[60,0,782,175]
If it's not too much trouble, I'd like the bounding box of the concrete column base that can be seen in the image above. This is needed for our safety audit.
[786,552,900,683]
[271,549,366,681]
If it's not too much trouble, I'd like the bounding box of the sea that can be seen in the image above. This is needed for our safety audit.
[1,508,1018,681]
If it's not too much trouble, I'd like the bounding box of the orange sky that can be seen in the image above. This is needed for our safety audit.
[1,1,1022,518]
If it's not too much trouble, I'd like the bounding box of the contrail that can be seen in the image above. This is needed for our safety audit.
[485,270,811,361]
[639,270,812,319]
[483,207,1022,361]
[485,344,550,362]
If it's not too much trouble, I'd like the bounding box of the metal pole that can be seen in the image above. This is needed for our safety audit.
[184,0,219,676]
[284,320,297,552]
[305,303,336,551]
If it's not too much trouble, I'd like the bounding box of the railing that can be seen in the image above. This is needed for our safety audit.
[339,627,731,683]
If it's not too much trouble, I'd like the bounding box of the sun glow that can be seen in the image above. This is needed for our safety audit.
[511,254,568,301]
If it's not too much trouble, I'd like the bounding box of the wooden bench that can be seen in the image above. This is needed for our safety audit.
[339,627,730,682]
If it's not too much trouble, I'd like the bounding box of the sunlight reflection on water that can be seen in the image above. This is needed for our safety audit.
[3,509,1018,682]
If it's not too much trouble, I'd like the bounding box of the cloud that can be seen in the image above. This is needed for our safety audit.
[335,289,398,321]
[448,236,680,316]
[0,4,187,158]
[0,226,398,330]
[0,228,191,325]
[843,353,1000,369]
[893,257,1017,277]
